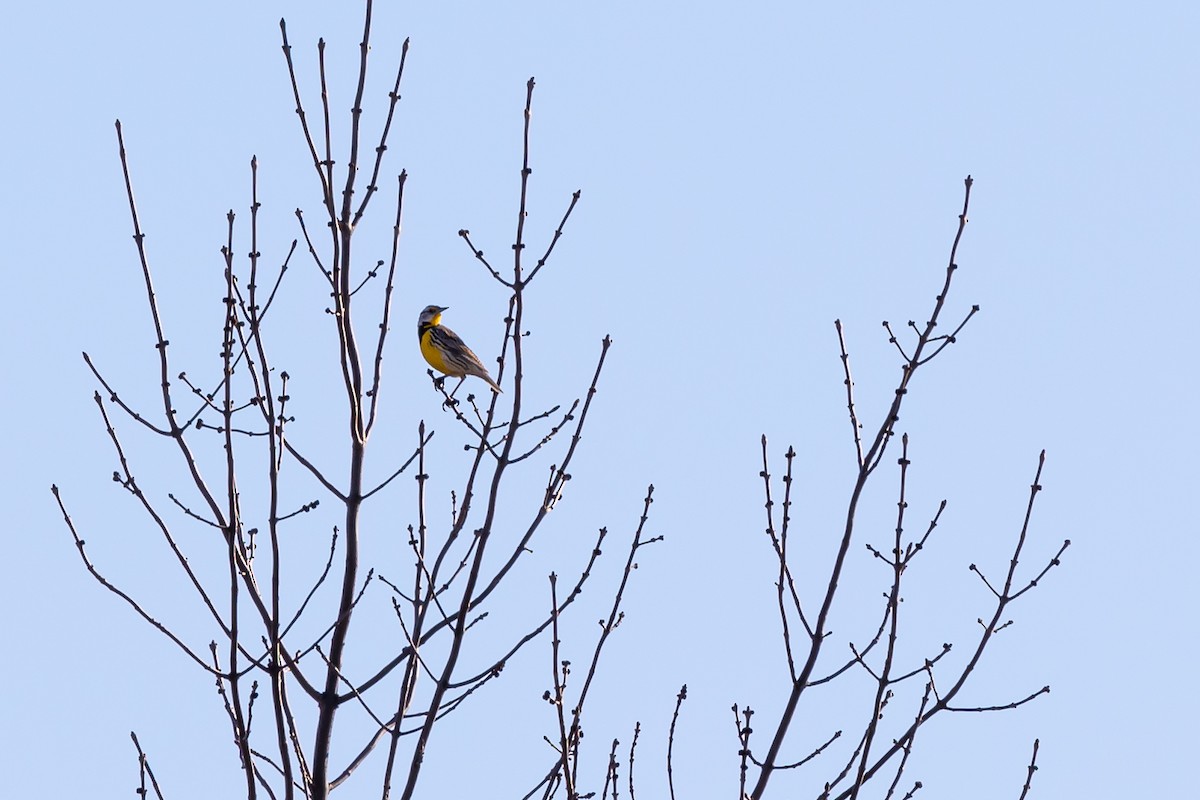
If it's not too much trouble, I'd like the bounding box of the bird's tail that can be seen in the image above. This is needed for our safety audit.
[468,365,502,393]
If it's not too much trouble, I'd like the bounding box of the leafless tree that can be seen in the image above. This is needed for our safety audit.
[723,178,1068,800]
[52,4,654,799]
[52,5,1066,800]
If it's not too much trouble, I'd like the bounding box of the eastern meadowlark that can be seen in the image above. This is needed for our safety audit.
[417,305,502,394]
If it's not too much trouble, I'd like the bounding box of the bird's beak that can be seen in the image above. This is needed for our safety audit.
[438,306,449,312]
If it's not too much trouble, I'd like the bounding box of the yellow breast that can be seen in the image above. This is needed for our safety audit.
[420,328,453,374]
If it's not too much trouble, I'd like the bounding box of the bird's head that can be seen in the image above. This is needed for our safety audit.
[418,305,447,327]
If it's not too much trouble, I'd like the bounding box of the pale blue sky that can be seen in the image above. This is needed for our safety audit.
[3,2,1196,798]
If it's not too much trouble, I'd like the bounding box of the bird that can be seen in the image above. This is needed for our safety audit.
[417,305,502,395]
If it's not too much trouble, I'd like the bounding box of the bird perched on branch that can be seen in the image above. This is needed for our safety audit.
[417,304,502,395]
